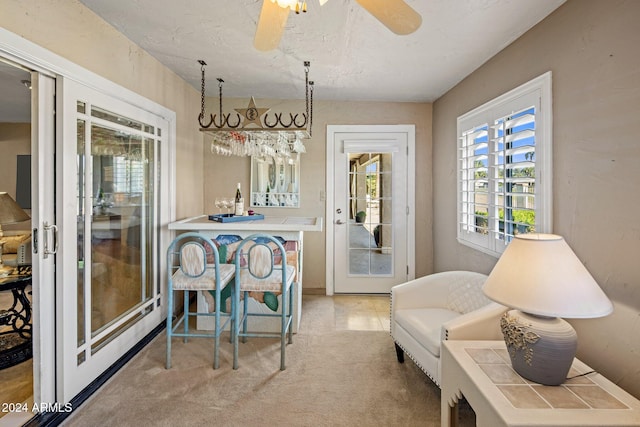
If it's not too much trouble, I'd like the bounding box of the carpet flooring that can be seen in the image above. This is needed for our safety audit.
[62,295,475,426]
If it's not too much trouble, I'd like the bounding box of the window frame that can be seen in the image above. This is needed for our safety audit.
[456,72,553,257]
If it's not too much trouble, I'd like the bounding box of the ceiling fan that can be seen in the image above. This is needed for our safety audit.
[254,0,422,51]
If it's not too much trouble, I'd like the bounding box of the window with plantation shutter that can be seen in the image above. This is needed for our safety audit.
[457,72,552,257]
[113,156,146,194]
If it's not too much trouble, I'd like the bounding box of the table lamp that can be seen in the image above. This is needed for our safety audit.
[0,192,31,276]
[482,233,613,386]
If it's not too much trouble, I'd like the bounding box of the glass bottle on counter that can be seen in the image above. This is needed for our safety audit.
[234,182,244,216]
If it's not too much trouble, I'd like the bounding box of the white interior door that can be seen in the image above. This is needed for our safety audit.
[327,125,415,294]
[56,77,168,402]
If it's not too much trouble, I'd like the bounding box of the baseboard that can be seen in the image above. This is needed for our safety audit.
[303,288,327,295]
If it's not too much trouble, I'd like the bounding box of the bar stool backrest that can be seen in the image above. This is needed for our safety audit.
[180,242,207,278]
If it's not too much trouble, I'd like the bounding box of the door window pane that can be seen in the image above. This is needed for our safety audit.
[90,123,153,333]
[77,119,86,349]
[347,152,393,276]
[91,106,154,134]
[75,111,157,354]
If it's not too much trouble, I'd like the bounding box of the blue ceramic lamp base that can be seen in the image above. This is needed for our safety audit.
[500,310,578,386]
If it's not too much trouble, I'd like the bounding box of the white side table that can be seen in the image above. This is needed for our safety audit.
[441,340,640,427]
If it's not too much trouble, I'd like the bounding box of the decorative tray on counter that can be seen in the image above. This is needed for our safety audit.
[208,213,264,223]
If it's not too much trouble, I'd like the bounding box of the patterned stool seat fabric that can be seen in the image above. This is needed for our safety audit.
[237,265,295,292]
[172,263,235,290]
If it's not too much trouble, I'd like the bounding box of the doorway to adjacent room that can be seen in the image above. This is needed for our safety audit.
[326,125,415,294]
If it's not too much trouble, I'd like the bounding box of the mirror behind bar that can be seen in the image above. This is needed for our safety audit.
[250,154,300,208]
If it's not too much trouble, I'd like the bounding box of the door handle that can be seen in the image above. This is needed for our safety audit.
[335,219,345,225]
[43,221,58,258]
[32,228,38,254]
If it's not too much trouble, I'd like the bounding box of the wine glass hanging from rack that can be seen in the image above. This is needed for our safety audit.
[198,59,313,161]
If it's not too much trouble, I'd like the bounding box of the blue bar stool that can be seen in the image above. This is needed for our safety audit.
[166,232,235,369]
[232,234,295,370]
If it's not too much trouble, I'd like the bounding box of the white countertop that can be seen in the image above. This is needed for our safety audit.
[168,215,323,232]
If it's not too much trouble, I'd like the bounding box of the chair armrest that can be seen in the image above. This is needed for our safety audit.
[442,302,507,341]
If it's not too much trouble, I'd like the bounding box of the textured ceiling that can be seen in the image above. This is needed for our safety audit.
[1,0,566,124]
[78,0,566,102]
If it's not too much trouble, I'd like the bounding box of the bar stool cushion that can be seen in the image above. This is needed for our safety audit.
[237,265,295,291]
[172,263,235,290]
[237,243,295,291]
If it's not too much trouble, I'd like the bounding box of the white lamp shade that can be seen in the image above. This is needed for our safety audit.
[482,233,613,318]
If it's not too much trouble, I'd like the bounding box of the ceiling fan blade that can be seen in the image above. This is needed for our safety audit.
[355,0,422,35]
[254,0,291,51]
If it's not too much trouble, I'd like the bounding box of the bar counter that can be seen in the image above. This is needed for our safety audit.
[168,215,322,234]
[168,215,323,332]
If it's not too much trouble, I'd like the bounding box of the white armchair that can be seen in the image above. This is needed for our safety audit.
[390,270,507,387]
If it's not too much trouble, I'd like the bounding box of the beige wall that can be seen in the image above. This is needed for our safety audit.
[0,123,30,201]
[203,98,433,289]
[1,0,204,220]
[0,123,31,231]
[432,0,640,397]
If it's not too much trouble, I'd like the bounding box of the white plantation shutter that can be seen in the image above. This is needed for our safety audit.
[459,123,490,248]
[493,108,536,243]
[457,72,552,257]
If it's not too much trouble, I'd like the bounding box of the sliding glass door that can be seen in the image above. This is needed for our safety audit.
[57,78,168,401]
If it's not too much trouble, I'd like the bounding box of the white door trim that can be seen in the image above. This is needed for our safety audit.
[325,125,415,295]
